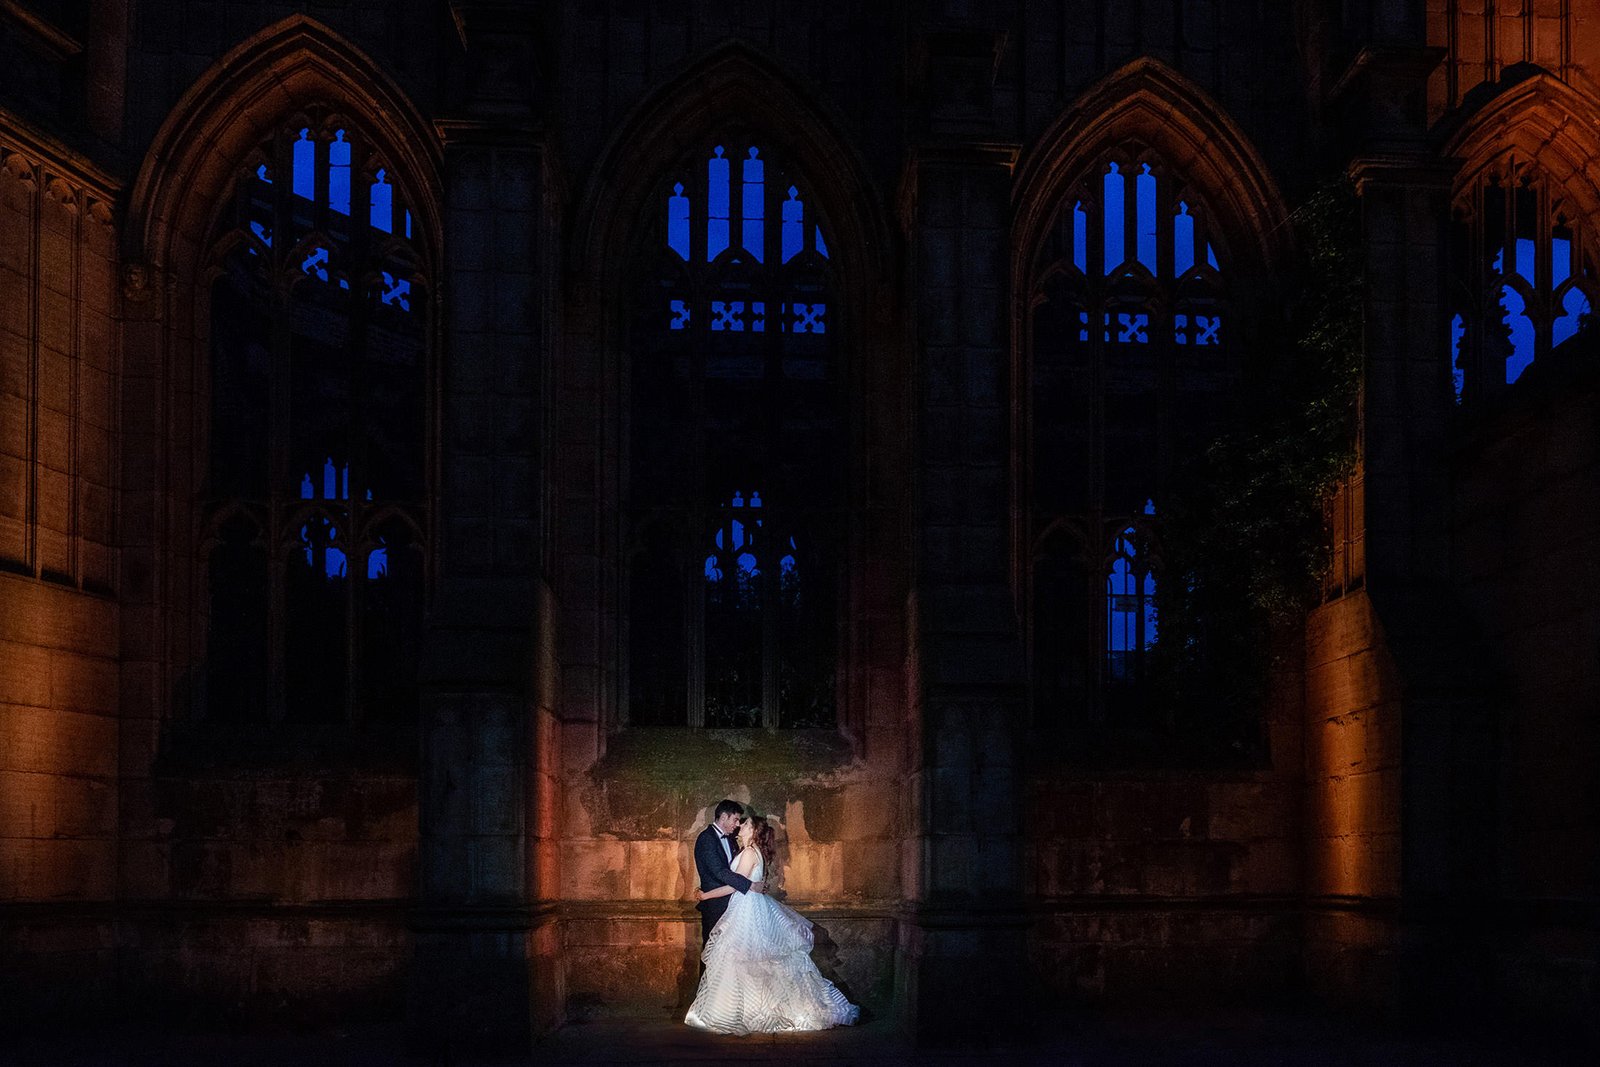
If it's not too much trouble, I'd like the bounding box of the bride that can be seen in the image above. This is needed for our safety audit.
[684,814,860,1034]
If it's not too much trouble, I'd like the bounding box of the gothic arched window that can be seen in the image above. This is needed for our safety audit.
[203,113,429,724]
[628,142,839,729]
[1028,156,1233,724]
[1448,161,1596,405]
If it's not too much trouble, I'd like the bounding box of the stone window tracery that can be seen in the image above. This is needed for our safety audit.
[1448,163,1596,404]
[628,141,838,729]
[1028,155,1233,725]
[202,114,428,724]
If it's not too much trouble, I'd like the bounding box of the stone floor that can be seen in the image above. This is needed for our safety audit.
[8,1009,1596,1065]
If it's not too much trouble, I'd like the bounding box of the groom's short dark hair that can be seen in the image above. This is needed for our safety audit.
[713,799,743,820]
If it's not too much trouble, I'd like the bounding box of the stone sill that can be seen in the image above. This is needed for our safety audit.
[595,727,857,783]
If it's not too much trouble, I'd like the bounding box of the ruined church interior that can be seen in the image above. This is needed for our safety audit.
[0,0,1596,1059]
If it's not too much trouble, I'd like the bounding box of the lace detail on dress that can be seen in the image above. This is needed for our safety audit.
[684,849,859,1035]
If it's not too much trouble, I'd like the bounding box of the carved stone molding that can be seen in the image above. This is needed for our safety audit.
[0,106,120,201]
[44,174,79,212]
[122,261,157,304]
[0,147,37,186]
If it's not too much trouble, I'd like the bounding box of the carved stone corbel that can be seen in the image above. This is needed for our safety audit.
[122,260,157,304]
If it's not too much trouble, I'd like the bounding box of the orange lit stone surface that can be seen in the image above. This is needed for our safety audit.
[0,2,1594,1054]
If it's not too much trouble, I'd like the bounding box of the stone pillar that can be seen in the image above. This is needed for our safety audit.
[411,2,552,1050]
[1339,41,1497,1015]
[897,139,1029,1044]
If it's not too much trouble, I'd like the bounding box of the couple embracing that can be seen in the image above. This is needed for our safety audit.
[683,799,860,1035]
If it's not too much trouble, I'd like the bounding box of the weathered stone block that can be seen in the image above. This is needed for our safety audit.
[626,838,683,899]
[782,838,844,899]
[562,838,627,899]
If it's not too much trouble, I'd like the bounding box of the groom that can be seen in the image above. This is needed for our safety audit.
[693,799,767,946]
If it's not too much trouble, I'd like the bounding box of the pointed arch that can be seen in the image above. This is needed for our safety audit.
[1012,56,1290,288]
[126,13,442,272]
[121,14,440,730]
[1013,58,1287,731]
[562,39,901,739]
[1444,70,1600,224]
[1441,70,1600,401]
[570,39,891,300]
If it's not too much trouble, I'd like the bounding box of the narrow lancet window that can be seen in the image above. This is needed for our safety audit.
[292,128,315,200]
[1102,162,1125,274]
[742,148,764,261]
[1135,164,1157,273]
[1174,201,1195,276]
[668,181,690,260]
[707,146,730,259]
[1073,201,1089,273]
[370,168,392,232]
[782,186,804,263]
[328,129,351,216]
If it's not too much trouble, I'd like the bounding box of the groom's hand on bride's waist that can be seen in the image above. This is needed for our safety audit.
[751,880,767,894]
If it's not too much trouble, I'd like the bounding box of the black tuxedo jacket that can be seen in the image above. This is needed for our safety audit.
[693,824,753,920]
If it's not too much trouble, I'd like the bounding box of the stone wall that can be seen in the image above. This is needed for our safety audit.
[1302,587,1403,1008]
[120,0,444,150]
[1025,770,1303,1002]
[0,577,121,1018]
[529,578,564,1029]
[0,576,120,901]
[115,745,418,1023]
[1427,0,1600,123]
[1024,664,1305,1006]
[1450,346,1600,1023]
[558,730,902,1018]
[0,110,122,1022]
[0,127,119,589]
[548,13,912,1028]
[1,0,1597,1043]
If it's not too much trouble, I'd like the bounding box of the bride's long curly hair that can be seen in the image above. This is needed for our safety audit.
[742,815,776,869]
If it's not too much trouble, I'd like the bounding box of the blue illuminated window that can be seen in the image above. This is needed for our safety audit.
[292,128,315,200]
[668,182,690,259]
[1451,176,1596,402]
[741,148,764,261]
[1450,312,1465,403]
[1135,165,1157,273]
[370,168,393,232]
[1174,202,1194,275]
[666,154,828,266]
[328,129,351,216]
[633,142,839,729]
[1030,157,1231,724]
[783,188,804,262]
[1103,163,1125,274]
[205,113,429,725]
[1554,285,1592,348]
[1105,521,1158,682]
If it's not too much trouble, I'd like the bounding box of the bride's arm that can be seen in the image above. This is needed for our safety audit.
[695,848,758,901]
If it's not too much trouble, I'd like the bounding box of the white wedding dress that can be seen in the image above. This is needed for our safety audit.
[684,848,860,1034]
